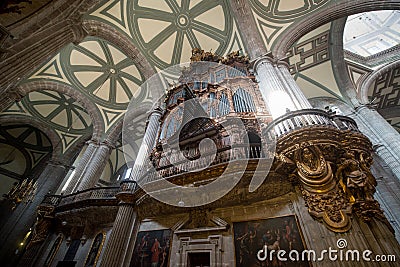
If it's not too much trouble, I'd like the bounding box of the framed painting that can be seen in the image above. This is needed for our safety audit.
[233,215,309,267]
[131,229,171,267]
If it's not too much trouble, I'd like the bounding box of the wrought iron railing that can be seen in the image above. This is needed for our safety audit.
[263,109,359,139]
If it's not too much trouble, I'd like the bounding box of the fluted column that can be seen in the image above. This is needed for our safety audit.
[63,140,98,194]
[76,141,113,191]
[0,161,69,266]
[131,107,163,182]
[100,107,163,267]
[0,20,87,92]
[276,62,312,109]
[354,106,400,179]
[99,183,139,267]
[253,55,311,118]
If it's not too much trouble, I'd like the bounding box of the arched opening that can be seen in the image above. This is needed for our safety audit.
[246,132,262,159]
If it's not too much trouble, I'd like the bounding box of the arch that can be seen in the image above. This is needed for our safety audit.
[0,115,62,160]
[329,17,361,107]
[15,80,104,140]
[272,0,400,59]
[359,60,400,105]
[105,102,153,145]
[83,19,155,79]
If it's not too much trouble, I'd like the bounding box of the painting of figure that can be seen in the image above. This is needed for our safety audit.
[233,215,309,267]
[131,229,171,267]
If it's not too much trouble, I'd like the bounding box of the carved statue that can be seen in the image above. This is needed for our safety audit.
[337,152,375,202]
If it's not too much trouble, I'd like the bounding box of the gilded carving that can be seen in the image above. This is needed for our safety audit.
[300,185,351,232]
[27,206,54,248]
[190,48,222,62]
[337,152,376,202]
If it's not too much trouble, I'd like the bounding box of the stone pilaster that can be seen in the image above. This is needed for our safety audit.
[276,61,312,109]
[75,141,113,191]
[0,161,68,266]
[64,140,98,194]
[354,106,400,179]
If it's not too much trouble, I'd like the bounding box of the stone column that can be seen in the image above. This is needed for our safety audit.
[100,107,163,266]
[0,20,87,93]
[99,182,139,267]
[131,107,163,182]
[75,141,113,191]
[0,161,69,266]
[252,56,312,118]
[354,106,400,179]
[276,62,312,109]
[63,140,98,194]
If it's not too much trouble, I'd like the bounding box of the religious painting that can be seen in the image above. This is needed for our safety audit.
[233,215,310,267]
[44,234,63,267]
[131,229,171,267]
[84,232,106,267]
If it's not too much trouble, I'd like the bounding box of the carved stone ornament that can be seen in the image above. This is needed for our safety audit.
[27,206,54,248]
[286,139,389,233]
[295,144,352,232]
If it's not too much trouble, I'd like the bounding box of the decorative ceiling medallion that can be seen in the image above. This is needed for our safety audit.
[96,103,125,132]
[64,37,145,109]
[55,130,82,153]
[22,90,92,134]
[129,0,233,69]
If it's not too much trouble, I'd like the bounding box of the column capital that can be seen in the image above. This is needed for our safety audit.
[250,53,275,71]
[355,103,378,112]
[86,139,100,146]
[67,19,89,45]
[149,106,164,117]
[100,140,115,150]
[47,160,71,169]
[6,87,25,102]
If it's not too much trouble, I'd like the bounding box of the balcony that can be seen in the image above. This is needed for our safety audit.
[264,109,359,139]
[41,186,121,213]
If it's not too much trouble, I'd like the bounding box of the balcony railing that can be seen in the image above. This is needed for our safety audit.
[264,109,359,139]
[41,186,121,211]
[139,143,264,184]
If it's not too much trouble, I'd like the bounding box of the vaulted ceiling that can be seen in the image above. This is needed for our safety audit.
[0,0,399,186]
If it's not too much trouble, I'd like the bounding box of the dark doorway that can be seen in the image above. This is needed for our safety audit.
[247,132,261,158]
[187,252,210,267]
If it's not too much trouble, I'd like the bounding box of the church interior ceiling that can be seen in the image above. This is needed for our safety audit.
[0,124,52,198]
[0,0,399,188]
